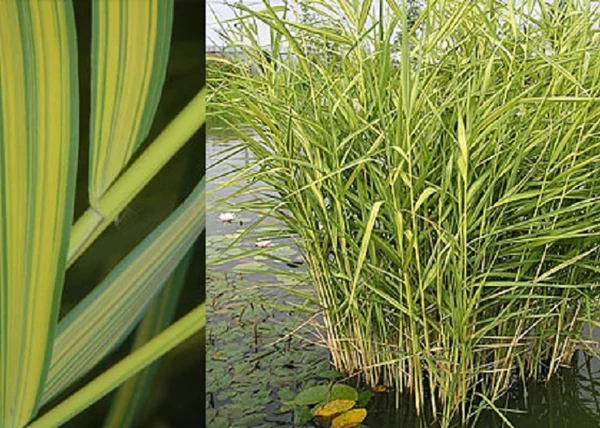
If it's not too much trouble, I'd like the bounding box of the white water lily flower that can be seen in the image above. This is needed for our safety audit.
[218,212,236,223]
[255,240,273,248]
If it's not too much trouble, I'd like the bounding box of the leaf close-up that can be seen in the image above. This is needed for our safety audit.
[0,1,204,427]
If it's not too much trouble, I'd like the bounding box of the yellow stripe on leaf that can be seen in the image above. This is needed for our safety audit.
[89,0,173,204]
[0,2,78,427]
[29,303,206,428]
[42,179,204,405]
[68,86,205,267]
[104,250,194,428]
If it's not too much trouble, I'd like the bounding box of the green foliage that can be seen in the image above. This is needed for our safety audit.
[0,2,204,427]
[211,0,600,426]
[291,382,371,427]
[294,384,359,406]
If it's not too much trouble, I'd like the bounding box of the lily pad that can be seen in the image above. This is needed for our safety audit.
[294,406,312,426]
[357,390,374,407]
[217,390,233,402]
[294,384,358,406]
[278,387,295,402]
[270,246,296,257]
[294,385,330,406]
[273,404,292,414]
[330,384,359,401]
[234,412,265,426]
[210,416,230,428]
[331,408,368,428]
[212,352,228,361]
[313,399,356,417]
[232,261,268,273]
[206,408,218,423]
[318,370,346,380]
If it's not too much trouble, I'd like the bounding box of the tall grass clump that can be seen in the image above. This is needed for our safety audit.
[210,0,600,424]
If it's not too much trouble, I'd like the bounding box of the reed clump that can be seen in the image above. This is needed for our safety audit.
[210,0,600,424]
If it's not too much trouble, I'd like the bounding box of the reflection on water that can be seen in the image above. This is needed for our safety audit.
[206,119,333,427]
[207,122,305,284]
[365,352,600,427]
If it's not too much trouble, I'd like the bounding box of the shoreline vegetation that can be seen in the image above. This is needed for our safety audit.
[209,1,600,426]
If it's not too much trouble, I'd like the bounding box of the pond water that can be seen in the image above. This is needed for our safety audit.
[206,121,333,427]
[205,122,600,428]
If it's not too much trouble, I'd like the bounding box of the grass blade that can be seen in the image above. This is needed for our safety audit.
[42,179,204,404]
[28,303,205,428]
[0,2,78,425]
[103,250,194,428]
[89,0,173,202]
[68,87,205,265]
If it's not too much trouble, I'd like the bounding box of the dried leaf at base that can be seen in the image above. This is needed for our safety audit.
[313,399,356,417]
[331,408,368,428]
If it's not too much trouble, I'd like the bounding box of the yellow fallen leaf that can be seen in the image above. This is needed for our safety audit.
[331,408,367,428]
[313,399,356,417]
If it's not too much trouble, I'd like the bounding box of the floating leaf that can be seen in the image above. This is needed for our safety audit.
[210,416,230,428]
[270,246,296,257]
[357,390,374,407]
[212,352,228,361]
[331,408,368,428]
[372,385,387,393]
[318,370,346,380]
[274,404,291,414]
[206,408,218,423]
[313,399,356,417]
[294,385,329,406]
[295,384,358,407]
[330,384,359,401]
[278,387,295,402]
[217,390,232,402]
[237,412,266,425]
[231,261,267,273]
[294,406,312,426]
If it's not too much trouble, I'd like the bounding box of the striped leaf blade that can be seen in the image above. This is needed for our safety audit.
[41,178,204,405]
[0,2,78,426]
[30,303,206,428]
[89,0,173,203]
[103,249,194,428]
[68,87,205,266]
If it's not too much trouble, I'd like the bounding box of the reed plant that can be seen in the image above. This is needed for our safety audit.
[0,2,204,427]
[210,0,600,425]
